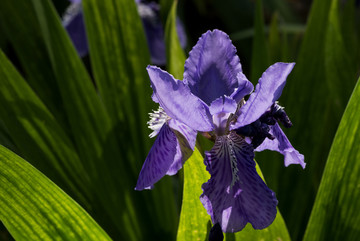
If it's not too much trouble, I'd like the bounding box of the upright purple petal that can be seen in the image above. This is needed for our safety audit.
[62,3,88,57]
[147,66,213,132]
[256,123,306,169]
[135,124,178,190]
[200,132,278,232]
[230,72,254,102]
[231,62,295,130]
[183,30,244,105]
[209,96,237,135]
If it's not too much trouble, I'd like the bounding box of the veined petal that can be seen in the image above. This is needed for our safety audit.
[147,66,213,132]
[183,30,244,105]
[200,132,278,232]
[255,123,306,169]
[231,62,295,130]
[168,119,197,151]
[62,3,88,57]
[167,119,197,175]
[135,124,178,190]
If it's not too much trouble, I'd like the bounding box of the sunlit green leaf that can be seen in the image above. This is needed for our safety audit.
[176,148,211,241]
[30,1,152,239]
[82,0,178,239]
[303,77,360,241]
[0,50,90,207]
[0,145,111,241]
[82,0,153,159]
[165,0,186,79]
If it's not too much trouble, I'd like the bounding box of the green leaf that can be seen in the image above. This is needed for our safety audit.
[256,0,360,239]
[176,148,211,241]
[165,0,186,79]
[0,145,111,241]
[303,76,360,241]
[26,1,153,239]
[31,0,115,182]
[250,0,269,82]
[0,50,90,207]
[82,0,153,160]
[82,0,178,239]
[0,0,64,125]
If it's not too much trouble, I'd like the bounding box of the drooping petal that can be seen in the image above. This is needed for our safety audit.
[231,62,295,130]
[147,66,213,132]
[62,3,88,57]
[167,119,197,175]
[200,132,278,232]
[255,123,306,169]
[135,124,178,190]
[183,30,244,105]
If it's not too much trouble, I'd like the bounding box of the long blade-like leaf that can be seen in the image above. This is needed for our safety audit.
[257,0,360,239]
[250,0,269,82]
[165,0,186,79]
[0,0,64,125]
[81,0,178,238]
[302,76,360,241]
[30,1,145,239]
[82,0,153,161]
[0,50,90,207]
[176,148,211,241]
[0,145,111,241]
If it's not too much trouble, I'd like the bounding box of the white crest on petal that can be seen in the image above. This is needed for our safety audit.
[147,106,169,138]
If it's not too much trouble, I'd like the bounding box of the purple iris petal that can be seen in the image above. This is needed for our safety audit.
[135,124,178,190]
[147,65,213,132]
[166,119,197,174]
[209,96,237,135]
[231,62,295,130]
[200,132,278,232]
[62,3,88,57]
[231,72,254,102]
[255,123,306,169]
[183,30,244,105]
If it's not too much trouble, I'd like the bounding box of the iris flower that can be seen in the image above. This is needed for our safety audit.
[62,0,187,65]
[136,29,305,233]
